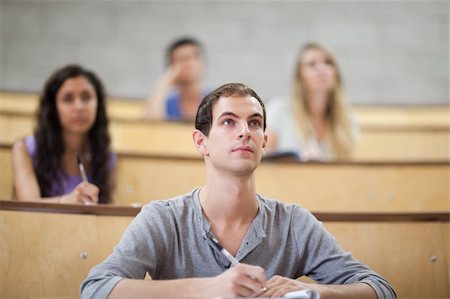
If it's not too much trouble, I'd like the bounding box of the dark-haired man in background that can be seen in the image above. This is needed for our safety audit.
[144,37,211,121]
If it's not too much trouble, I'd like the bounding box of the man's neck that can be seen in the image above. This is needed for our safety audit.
[199,174,258,227]
[199,175,259,256]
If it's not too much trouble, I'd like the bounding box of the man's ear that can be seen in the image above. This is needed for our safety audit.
[262,133,268,152]
[192,129,209,156]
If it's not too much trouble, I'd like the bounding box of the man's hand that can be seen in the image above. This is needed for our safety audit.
[202,263,267,298]
[259,275,316,298]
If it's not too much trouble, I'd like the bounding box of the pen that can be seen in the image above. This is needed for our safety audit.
[208,235,239,266]
[208,235,268,292]
[76,153,88,182]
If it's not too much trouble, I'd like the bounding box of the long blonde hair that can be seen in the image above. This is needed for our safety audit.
[291,43,356,159]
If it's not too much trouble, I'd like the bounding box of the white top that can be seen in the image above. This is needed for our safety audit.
[266,97,358,161]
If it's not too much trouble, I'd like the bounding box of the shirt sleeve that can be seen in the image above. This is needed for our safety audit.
[292,206,397,299]
[80,202,173,299]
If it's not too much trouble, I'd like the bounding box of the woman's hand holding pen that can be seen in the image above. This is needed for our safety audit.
[59,182,99,205]
[206,263,267,298]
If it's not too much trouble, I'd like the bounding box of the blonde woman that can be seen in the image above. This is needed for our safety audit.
[266,43,359,161]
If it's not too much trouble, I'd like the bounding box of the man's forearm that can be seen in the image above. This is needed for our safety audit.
[109,277,213,299]
[317,282,377,299]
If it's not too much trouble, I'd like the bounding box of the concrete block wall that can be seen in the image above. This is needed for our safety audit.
[0,0,448,105]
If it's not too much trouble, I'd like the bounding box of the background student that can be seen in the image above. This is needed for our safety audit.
[143,37,211,121]
[266,42,359,161]
[81,83,395,299]
[12,64,116,204]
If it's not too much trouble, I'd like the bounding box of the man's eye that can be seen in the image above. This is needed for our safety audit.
[250,120,262,127]
[223,119,235,126]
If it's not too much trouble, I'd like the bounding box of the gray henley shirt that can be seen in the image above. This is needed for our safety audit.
[81,189,396,298]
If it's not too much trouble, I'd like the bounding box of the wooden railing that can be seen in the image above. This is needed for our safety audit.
[0,200,448,299]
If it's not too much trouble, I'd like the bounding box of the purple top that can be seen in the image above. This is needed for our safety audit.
[25,135,116,197]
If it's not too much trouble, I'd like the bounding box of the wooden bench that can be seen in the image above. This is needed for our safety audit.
[2,91,449,128]
[1,111,449,161]
[1,144,448,212]
[0,92,144,121]
[0,200,448,298]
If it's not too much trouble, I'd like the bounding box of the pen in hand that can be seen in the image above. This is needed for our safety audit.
[209,235,239,266]
[208,235,268,292]
[76,152,88,183]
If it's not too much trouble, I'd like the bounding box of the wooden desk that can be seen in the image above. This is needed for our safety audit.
[1,91,449,162]
[2,91,449,127]
[1,144,449,212]
[0,92,145,121]
[114,154,449,212]
[2,111,450,162]
[0,201,448,298]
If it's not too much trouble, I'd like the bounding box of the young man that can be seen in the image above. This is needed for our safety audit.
[144,37,210,121]
[82,83,396,299]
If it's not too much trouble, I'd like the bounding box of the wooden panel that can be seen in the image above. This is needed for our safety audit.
[114,156,205,205]
[0,92,145,121]
[0,114,34,144]
[96,216,134,259]
[0,205,448,299]
[0,148,13,199]
[0,211,100,299]
[2,92,449,128]
[354,106,450,129]
[325,222,449,299]
[354,129,450,161]
[109,120,198,157]
[1,145,448,212]
[115,155,449,212]
[254,162,449,212]
[1,111,449,161]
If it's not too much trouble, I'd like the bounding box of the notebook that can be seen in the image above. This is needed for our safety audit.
[215,288,320,299]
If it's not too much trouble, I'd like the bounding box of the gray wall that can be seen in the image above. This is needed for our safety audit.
[0,0,448,105]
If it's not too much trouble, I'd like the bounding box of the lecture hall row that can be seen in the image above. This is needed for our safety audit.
[1,91,450,161]
[1,92,449,298]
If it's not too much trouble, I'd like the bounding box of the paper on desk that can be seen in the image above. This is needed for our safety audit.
[284,289,320,298]
[215,288,320,299]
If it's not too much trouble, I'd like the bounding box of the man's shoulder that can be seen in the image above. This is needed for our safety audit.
[258,194,315,218]
[141,189,197,214]
[258,194,300,212]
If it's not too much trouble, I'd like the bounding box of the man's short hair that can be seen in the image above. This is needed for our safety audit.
[165,37,204,66]
[195,83,267,136]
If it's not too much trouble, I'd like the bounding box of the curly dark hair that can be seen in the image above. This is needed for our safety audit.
[34,64,114,203]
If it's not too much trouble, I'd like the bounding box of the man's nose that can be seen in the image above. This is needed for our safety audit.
[238,122,250,140]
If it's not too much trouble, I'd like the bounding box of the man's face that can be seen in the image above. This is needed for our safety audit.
[201,95,267,176]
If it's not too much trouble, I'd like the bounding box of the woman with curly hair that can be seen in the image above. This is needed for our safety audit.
[266,43,359,161]
[12,64,116,204]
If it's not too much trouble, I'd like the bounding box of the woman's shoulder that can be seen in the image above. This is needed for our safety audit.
[13,135,35,157]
